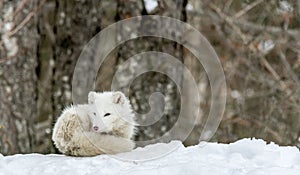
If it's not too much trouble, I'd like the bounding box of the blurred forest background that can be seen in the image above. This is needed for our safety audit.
[0,0,300,155]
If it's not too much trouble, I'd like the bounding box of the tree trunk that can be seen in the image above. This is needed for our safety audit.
[113,0,187,144]
[0,0,104,155]
[0,0,39,154]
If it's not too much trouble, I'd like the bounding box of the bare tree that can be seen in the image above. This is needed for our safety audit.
[0,0,40,154]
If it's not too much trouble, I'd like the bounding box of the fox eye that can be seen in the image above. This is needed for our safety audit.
[104,113,111,117]
[93,112,96,116]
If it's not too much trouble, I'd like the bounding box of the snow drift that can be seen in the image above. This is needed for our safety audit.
[0,138,299,175]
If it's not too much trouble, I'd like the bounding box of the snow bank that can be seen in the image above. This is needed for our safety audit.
[0,138,299,175]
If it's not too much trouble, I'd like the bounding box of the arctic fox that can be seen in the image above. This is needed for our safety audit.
[52,91,136,156]
[88,91,136,138]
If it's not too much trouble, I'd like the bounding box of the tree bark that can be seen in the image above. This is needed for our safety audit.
[113,0,187,144]
[0,0,39,154]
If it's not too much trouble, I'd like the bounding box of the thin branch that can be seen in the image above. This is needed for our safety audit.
[0,0,47,50]
[277,47,300,87]
[206,3,300,40]
[229,116,282,143]
[235,20,300,40]
[7,12,35,37]
[0,0,46,52]
[223,0,233,13]
[209,3,249,44]
[12,0,30,20]
[260,56,283,84]
[0,0,30,30]
[234,0,264,19]
[260,56,296,102]
[8,0,47,37]
[250,117,283,143]
[4,0,29,23]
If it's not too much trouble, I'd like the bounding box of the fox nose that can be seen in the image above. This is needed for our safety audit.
[93,126,99,131]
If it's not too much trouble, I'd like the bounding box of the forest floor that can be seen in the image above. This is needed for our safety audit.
[0,138,299,175]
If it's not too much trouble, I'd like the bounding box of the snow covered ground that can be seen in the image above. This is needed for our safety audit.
[0,138,299,175]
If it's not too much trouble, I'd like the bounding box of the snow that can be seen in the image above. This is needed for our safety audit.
[144,0,158,12]
[231,90,242,99]
[258,39,275,54]
[2,35,19,57]
[1,7,19,57]
[186,3,194,11]
[0,138,299,175]
[278,1,294,13]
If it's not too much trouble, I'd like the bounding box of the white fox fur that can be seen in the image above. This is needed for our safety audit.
[88,91,136,138]
[52,91,136,156]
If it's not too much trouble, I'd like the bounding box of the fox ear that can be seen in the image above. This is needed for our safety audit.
[112,91,125,105]
[88,91,97,104]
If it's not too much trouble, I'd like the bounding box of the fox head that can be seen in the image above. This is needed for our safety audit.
[87,91,133,133]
